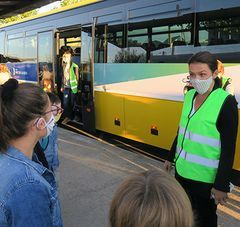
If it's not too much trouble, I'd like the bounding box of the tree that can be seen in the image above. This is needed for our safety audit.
[61,0,81,6]
[0,10,37,25]
[0,0,82,25]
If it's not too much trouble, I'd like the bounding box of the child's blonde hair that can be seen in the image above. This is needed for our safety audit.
[109,169,193,227]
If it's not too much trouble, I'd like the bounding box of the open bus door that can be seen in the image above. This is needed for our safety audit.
[55,27,95,133]
[80,23,96,133]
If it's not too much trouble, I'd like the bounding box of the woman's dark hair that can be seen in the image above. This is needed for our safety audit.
[47,92,61,105]
[0,79,48,152]
[188,51,218,73]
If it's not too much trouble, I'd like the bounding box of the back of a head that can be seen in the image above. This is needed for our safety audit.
[47,92,61,105]
[109,169,193,227]
[65,46,74,55]
[0,79,48,152]
[74,47,81,54]
[188,51,218,73]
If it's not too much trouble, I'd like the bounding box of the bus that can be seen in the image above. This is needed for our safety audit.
[0,0,240,171]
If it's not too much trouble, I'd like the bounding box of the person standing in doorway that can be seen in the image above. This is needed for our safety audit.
[61,46,79,123]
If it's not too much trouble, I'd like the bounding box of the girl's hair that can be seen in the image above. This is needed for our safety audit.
[109,169,194,227]
[217,60,224,76]
[0,79,48,152]
[188,51,218,73]
[47,92,61,105]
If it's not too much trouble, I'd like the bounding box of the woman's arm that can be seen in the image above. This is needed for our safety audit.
[9,182,53,226]
[214,95,238,192]
[168,135,178,162]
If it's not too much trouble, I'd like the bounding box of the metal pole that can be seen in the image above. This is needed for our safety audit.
[91,17,97,100]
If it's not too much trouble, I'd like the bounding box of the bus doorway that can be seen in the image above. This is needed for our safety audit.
[56,28,95,133]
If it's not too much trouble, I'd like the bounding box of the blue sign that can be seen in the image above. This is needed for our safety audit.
[6,62,38,82]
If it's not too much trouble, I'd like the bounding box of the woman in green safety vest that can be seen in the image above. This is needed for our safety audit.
[164,51,238,227]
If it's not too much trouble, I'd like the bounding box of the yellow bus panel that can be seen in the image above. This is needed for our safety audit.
[95,90,240,170]
[124,95,182,150]
[95,91,125,136]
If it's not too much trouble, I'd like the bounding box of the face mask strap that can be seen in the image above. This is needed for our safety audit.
[35,117,47,129]
[46,114,55,127]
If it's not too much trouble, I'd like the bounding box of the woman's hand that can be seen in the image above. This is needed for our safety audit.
[211,188,228,205]
[164,160,173,173]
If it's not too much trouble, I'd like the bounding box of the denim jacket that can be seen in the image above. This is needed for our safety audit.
[40,125,60,172]
[0,146,63,227]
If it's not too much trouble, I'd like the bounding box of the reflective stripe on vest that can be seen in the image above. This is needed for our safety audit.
[178,126,221,148]
[70,63,78,94]
[176,88,229,183]
[176,147,219,168]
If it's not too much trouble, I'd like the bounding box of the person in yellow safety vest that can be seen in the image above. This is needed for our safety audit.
[183,59,234,95]
[164,51,238,227]
[61,46,79,124]
[217,60,234,95]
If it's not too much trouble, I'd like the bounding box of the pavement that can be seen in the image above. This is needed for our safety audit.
[58,128,240,227]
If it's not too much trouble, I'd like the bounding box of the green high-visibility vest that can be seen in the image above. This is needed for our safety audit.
[70,62,78,94]
[175,88,229,183]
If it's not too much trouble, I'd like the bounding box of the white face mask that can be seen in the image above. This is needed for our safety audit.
[62,53,71,64]
[190,76,213,94]
[44,114,55,137]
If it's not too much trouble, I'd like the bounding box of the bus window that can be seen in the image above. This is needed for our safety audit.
[5,35,37,82]
[0,31,5,61]
[24,36,37,61]
[197,16,240,62]
[150,21,192,63]
[38,31,54,92]
[7,38,24,62]
[81,27,92,81]
[107,24,125,63]
[95,25,106,63]
[127,26,148,63]
[199,17,240,46]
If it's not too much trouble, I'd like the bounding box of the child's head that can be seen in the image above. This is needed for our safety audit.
[109,169,193,227]
[46,92,63,122]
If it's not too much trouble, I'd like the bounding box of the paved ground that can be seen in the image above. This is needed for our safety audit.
[58,128,240,227]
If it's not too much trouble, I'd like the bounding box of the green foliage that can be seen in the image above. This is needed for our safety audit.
[0,10,37,25]
[61,0,81,6]
[0,0,82,25]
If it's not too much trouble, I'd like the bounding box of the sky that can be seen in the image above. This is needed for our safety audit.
[38,1,61,14]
